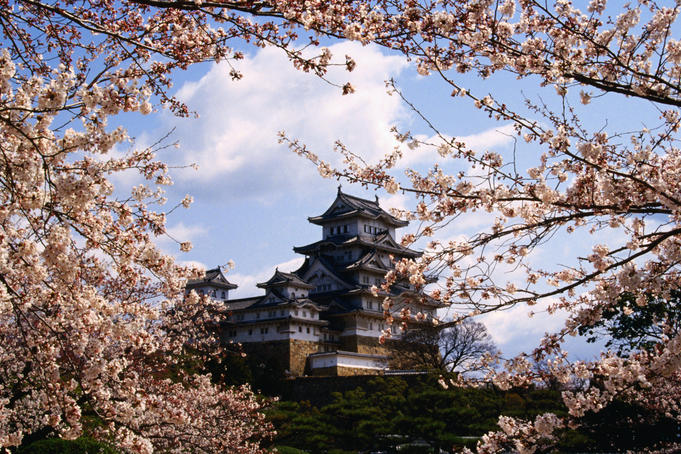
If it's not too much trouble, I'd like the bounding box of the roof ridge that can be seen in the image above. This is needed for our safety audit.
[339,190,380,207]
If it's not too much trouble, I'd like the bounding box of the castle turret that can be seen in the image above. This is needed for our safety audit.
[186,267,237,301]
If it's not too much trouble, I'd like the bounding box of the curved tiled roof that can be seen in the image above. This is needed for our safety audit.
[256,269,314,289]
[186,267,238,290]
[308,188,408,227]
[293,232,420,258]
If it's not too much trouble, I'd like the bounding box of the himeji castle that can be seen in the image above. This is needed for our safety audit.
[186,187,441,376]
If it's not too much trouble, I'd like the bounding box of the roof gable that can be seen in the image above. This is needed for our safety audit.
[347,250,390,272]
[186,267,238,290]
[257,269,313,289]
[375,232,403,250]
[299,257,353,291]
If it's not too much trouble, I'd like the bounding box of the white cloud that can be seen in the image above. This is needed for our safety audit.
[460,124,517,150]
[395,123,516,170]
[380,192,411,212]
[165,42,409,202]
[228,256,305,299]
[155,221,207,254]
[480,297,567,355]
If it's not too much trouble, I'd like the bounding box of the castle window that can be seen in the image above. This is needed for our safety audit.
[256,312,260,319]
[343,225,348,233]
[280,310,285,316]
[370,323,373,330]
[306,327,310,334]
[298,326,302,332]
[294,310,299,316]
[248,329,252,335]
[221,291,226,299]
[236,314,244,321]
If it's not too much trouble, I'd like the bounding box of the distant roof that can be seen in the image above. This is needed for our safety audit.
[308,187,408,227]
[224,297,260,311]
[186,267,238,290]
[257,269,314,289]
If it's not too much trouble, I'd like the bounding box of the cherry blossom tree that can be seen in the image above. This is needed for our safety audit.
[0,0,354,451]
[6,0,681,450]
[278,0,681,451]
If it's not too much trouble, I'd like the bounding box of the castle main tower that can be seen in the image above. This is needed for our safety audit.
[293,186,437,357]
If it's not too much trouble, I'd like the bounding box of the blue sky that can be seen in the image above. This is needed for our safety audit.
[111,39,662,359]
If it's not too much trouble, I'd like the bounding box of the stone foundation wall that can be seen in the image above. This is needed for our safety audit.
[289,339,320,376]
[241,339,321,376]
[341,335,392,356]
[311,365,383,377]
[337,366,382,376]
[238,337,394,377]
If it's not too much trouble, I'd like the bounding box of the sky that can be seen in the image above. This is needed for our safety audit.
[112,38,661,360]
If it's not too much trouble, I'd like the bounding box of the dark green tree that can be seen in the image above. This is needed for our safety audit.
[579,291,681,356]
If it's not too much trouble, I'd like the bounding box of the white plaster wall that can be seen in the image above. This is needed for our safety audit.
[289,323,321,341]
[225,321,322,343]
[280,286,309,298]
[310,354,386,370]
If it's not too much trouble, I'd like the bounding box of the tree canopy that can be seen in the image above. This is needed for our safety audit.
[4,0,681,451]
[279,0,681,451]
